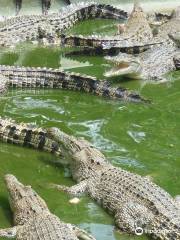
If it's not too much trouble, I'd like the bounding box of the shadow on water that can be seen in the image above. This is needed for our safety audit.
[0,195,13,225]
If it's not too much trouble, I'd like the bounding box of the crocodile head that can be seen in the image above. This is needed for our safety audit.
[104,54,142,79]
[123,0,153,43]
[5,174,48,225]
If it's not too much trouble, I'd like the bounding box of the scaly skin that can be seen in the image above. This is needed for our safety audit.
[0,117,62,155]
[104,6,180,81]
[0,65,149,103]
[0,174,96,240]
[0,119,179,239]
[61,1,155,52]
[47,127,180,240]
[0,2,127,47]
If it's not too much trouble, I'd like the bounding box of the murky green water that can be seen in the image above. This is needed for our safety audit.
[0,1,180,240]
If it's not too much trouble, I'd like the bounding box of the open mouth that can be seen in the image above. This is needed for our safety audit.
[104,57,142,79]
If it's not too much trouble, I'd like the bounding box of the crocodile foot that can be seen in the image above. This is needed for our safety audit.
[49,180,88,196]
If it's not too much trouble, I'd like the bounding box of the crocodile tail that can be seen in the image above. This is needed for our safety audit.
[91,4,128,20]
[61,34,103,48]
[60,3,127,31]
[0,117,62,155]
[68,3,128,21]
[58,3,127,33]
[0,65,148,103]
[71,76,150,103]
[103,85,150,103]
[61,34,159,55]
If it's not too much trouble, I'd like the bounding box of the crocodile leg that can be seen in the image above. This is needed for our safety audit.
[71,225,96,240]
[0,226,17,238]
[50,180,88,196]
[115,201,154,234]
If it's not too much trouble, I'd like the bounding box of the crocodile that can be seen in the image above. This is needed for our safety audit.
[61,1,155,53]
[0,118,180,239]
[0,174,96,240]
[47,127,180,240]
[104,6,180,81]
[0,117,63,155]
[0,2,128,47]
[0,65,148,103]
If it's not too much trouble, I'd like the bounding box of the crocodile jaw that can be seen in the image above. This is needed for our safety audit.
[104,58,142,79]
[5,174,31,205]
[5,174,48,217]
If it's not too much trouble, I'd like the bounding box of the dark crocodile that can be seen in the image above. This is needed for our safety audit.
[0,174,96,240]
[0,3,128,47]
[60,1,155,53]
[0,117,62,154]
[0,65,149,103]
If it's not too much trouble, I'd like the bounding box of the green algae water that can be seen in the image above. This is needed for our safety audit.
[0,1,180,240]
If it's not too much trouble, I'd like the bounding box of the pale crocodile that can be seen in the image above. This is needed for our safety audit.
[0,174,96,240]
[0,2,127,47]
[104,6,180,81]
[0,118,179,239]
[0,65,149,103]
[47,127,180,240]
